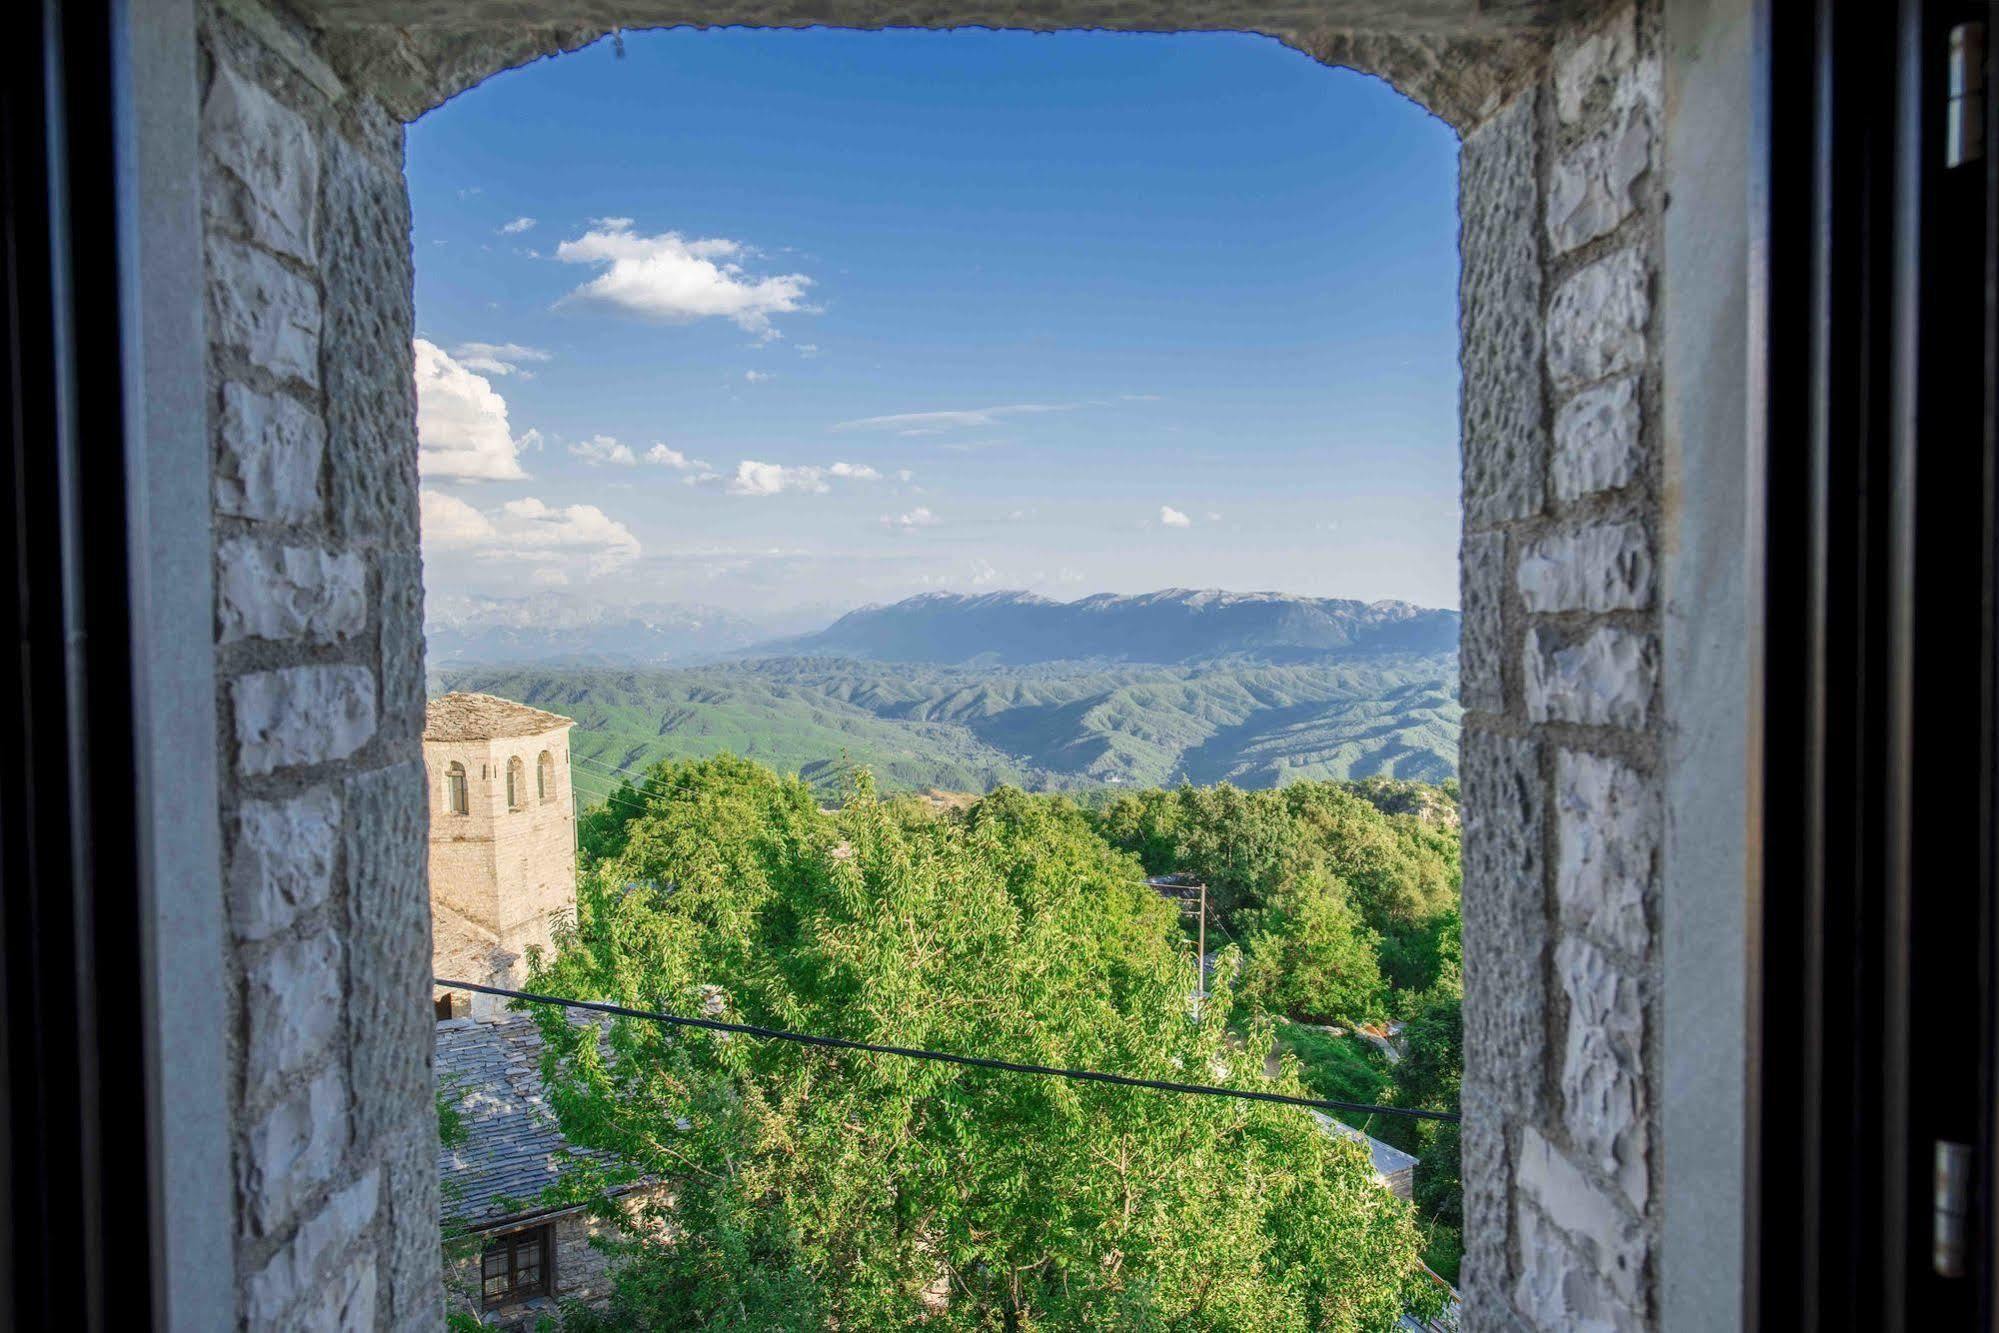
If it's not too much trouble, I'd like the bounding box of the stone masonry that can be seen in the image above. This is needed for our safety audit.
[202,0,1666,1327]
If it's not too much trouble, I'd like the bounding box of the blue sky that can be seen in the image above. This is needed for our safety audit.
[409,27,1462,624]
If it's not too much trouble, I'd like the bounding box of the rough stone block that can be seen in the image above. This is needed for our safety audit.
[1460,530,1507,713]
[1517,522,1653,614]
[208,234,321,390]
[244,930,343,1103]
[202,61,320,264]
[244,1168,380,1328]
[240,1067,349,1238]
[377,549,428,743]
[345,761,432,1147]
[1557,937,1649,1211]
[216,382,325,523]
[1548,108,1651,255]
[1460,729,1547,1118]
[217,539,366,645]
[1554,6,1641,126]
[233,665,377,776]
[1514,1200,1645,1333]
[1546,248,1649,395]
[1555,750,1655,957]
[1525,626,1656,729]
[1458,1095,1513,1317]
[1553,375,1643,502]
[1514,1127,1646,1311]
[320,133,421,547]
[385,1121,444,1330]
[1460,91,1546,526]
[229,786,341,941]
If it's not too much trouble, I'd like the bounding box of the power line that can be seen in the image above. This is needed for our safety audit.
[434,976,1460,1124]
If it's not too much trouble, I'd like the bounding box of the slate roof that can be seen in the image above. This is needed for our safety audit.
[436,1013,600,1229]
[425,692,574,742]
[1314,1112,1421,1196]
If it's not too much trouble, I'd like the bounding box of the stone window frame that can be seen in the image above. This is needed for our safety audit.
[538,750,555,804]
[123,1,1759,1328]
[446,760,469,815]
[506,755,527,811]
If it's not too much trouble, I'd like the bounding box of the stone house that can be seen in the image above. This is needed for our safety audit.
[14,0,1987,1329]
[424,693,578,1020]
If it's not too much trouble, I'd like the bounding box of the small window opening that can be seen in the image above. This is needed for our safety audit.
[538,750,554,803]
[481,1223,552,1308]
[445,762,468,816]
[435,992,460,1021]
[507,756,526,810]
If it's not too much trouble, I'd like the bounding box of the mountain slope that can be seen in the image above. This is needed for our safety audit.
[768,589,1461,666]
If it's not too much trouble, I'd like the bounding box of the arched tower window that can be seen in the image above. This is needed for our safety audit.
[445,762,468,816]
[538,750,554,803]
[506,756,526,810]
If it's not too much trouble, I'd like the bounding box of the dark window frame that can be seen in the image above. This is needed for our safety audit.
[480,1223,553,1308]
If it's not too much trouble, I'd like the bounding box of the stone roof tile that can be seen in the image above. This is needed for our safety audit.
[424,691,573,742]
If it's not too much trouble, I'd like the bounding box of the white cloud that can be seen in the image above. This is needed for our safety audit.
[796,343,821,357]
[414,338,532,480]
[529,567,569,587]
[1160,506,1192,528]
[828,462,880,480]
[449,341,550,377]
[884,506,940,529]
[726,461,828,496]
[744,370,773,383]
[1206,511,1223,521]
[499,217,536,235]
[645,443,709,471]
[896,469,915,482]
[568,435,638,467]
[554,220,813,338]
[421,491,640,573]
[832,402,1078,434]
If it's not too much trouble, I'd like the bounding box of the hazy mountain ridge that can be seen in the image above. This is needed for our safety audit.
[767,589,1461,666]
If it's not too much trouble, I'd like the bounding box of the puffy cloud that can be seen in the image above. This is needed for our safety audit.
[414,338,531,480]
[499,216,536,235]
[796,343,821,357]
[744,370,773,383]
[422,490,641,574]
[645,443,709,471]
[554,219,813,338]
[726,461,828,496]
[827,462,880,480]
[568,435,638,467]
[833,402,1079,434]
[449,341,550,377]
[420,489,497,545]
[884,506,940,529]
[1160,506,1192,528]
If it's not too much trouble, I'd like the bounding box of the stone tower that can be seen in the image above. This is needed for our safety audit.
[424,692,577,1018]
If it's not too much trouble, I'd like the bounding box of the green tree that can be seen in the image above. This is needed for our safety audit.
[529,757,1441,1330]
[1240,877,1387,1026]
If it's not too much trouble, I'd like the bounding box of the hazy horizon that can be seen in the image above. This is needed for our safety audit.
[409,28,1463,621]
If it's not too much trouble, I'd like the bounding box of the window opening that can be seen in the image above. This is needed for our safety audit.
[481,1224,552,1307]
[445,762,468,816]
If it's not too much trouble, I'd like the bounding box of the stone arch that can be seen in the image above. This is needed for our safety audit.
[198,1,1672,1328]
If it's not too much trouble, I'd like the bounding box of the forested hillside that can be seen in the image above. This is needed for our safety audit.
[511,756,1462,1329]
[439,655,1461,801]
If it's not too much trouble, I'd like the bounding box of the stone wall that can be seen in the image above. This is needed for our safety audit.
[444,1208,624,1328]
[1456,5,1664,1330]
[200,0,439,1324]
[193,0,1675,1328]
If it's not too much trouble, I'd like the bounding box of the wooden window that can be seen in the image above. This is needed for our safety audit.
[446,762,468,816]
[537,750,554,803]
[480,1224,552,1308]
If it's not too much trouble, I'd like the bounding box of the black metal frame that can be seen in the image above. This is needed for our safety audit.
[2,0,158,1327]
[1755,0,1997,1324]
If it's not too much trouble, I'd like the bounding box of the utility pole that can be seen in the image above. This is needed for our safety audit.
[1196,878,1207,1022]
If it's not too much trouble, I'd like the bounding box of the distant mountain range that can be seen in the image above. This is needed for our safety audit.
[423,594,828,668]
[770,590,1461,666]
[429,588,1464,796]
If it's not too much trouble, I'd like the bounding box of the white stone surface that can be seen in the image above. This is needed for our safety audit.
[1548,108,1651,254]
[240,1068,349,1238]
[1515,1200,1645,1332]
[1526,626,1657,728]
[217,539,366,645]
[1557,936,1649,1210]
[229,787,341,941]
[233,666,377,776]
[243,1168,379,1328]
[202,61,320,263]
[1514,1126,1646,1308]
[208,235,322,389]
[216,382,325,523]
[297,1253,378,1333]
[1518,522,1654,614]
[1547,248,1649,394]
[1554,6,1640,126]
[1556,750,1654,956]
[1553,375,1643,501]
[243,931,342,1102]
